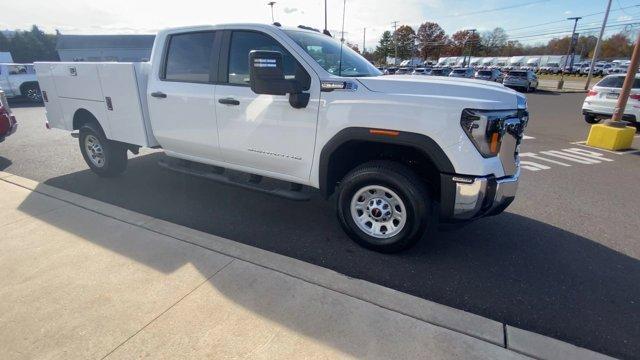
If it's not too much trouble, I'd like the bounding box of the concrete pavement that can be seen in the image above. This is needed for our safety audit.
[0,172,615,359]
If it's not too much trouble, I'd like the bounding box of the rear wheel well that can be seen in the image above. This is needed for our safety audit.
[73,109,102,133]
[324,141,441,200]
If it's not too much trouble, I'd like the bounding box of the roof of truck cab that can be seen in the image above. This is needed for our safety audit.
[160,23,319,34]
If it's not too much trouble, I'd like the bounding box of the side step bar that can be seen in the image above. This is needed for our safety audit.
[157,159,311,201]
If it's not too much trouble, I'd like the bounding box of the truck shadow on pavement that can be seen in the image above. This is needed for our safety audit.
[18,152,639,359]
[0,156,11,171]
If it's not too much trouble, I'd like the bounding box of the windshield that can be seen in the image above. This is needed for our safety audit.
[509,71,527,77]
[478,70,492,75]
[284,30,381,77]
[453,69,467,74]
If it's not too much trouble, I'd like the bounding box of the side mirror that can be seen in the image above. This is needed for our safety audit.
[248,50,309,109]
[249,50,292,95]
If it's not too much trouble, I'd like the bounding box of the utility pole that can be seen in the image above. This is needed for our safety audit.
[585,0,612,90]
[363,28,366,54]
[558,16,581,89]
[267,2,276,23]
[392,21,398,66]
[611,30,640,123]
[461,29,476,67]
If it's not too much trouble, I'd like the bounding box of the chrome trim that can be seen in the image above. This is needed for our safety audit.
[453,177,488,220]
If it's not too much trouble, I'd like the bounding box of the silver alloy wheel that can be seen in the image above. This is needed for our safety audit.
[26,88,42,102]
[84,134,105,168]
[350,185,407,239]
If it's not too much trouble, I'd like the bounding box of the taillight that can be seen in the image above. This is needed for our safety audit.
[630,93,640,101]
[587,90,598,97]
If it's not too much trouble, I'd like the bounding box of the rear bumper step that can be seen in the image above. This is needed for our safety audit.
[157,159,311,201]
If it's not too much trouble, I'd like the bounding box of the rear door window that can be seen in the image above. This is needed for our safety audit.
[163,31,216,83]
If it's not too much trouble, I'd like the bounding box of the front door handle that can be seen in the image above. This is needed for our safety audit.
[218,98,240,106]
[151,91,167,99]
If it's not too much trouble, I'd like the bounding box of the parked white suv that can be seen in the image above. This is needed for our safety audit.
[582,74,640,130]
[35,24,527,252]
[0,63,42,102]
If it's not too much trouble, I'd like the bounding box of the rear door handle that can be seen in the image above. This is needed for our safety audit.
[218,98,240,106]
[151,91,167,99]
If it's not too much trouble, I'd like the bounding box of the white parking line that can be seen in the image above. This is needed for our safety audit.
[520,147,615,172]
[523,135,535,140]
[570,141,640,155]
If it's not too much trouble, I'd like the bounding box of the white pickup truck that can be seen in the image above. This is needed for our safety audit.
[0,63,42,102]
[35,23,528,252]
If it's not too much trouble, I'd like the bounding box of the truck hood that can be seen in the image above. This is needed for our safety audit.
[357,75,518,108]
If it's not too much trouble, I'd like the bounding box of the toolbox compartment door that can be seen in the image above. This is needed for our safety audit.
[97,63,150,147]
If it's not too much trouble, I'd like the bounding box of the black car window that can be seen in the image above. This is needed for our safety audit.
[227,31,310,89]
[597,76,625,88]
[164,32,216,83]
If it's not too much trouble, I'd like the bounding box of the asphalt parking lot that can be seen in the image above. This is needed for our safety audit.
[2,92,639,359]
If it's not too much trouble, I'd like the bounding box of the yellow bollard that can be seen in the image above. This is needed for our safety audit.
[586,123,636,151]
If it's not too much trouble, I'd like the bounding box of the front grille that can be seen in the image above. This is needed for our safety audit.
[498,115,526,176]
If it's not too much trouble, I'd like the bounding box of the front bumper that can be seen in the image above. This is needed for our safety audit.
[0,116,17,143]
[440,168,519,221]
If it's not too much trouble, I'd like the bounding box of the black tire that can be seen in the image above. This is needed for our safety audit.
[23,83,42,103]
[336,161,433,253]
[79,122,128,177]
[584,114,601,124]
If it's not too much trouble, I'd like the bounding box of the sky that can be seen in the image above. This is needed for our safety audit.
[1,0,639,50]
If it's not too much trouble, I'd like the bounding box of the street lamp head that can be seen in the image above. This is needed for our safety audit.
[268,1,276,5]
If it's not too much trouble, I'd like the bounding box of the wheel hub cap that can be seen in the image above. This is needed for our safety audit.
[350,185,407,239]
[85,135,105,167]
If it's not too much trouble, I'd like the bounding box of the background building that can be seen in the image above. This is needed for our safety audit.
[56,35,155,62]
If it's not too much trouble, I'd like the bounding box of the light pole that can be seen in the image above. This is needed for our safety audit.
[558,16,581,89]
[268,2,276,23]
[585,0,612,90]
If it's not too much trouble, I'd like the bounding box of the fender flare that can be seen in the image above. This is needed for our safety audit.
[318,127,455,198]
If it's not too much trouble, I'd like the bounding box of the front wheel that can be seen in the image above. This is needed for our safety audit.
[584,114,601,124]
[336,161,433,253]
[79,123,128,177]
[24,84,42,103]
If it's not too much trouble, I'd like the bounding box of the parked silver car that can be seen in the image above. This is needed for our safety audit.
[503,70,538,92]
[449,68,475,78]
[474,69,502,82]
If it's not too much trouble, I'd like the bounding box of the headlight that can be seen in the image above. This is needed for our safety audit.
[460,109,519,158]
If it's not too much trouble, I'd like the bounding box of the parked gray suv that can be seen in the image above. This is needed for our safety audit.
[502,70,538,92]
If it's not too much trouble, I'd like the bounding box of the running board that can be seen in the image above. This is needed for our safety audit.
[157,159,311,201]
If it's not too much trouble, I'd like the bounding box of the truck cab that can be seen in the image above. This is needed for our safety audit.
[36,24,528,253]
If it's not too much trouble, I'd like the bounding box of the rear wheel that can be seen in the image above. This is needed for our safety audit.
[336,161,433,253]
[79,123,128,177]
[584,114,601,124]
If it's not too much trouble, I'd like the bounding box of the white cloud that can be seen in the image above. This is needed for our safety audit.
[618,15,632,21]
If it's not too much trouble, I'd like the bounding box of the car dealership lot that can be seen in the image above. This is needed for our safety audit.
[2,93,640,359]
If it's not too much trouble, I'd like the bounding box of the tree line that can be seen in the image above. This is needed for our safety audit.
[0,26,58,63]
[369,22,635,65]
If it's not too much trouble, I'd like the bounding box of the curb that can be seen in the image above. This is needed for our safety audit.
[0,171,616,360]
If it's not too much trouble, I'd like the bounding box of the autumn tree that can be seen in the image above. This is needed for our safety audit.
[480,27,508,56]
[416,22,447,60]
[601,33,632,58]
[444,30,480,57]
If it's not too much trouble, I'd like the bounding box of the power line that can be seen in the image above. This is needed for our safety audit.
[509,18,639,38]
[508,20,640,40]
[504,4,639,32]
[442,0,550,18]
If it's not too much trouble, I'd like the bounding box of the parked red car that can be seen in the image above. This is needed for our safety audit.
[0,90,17,142]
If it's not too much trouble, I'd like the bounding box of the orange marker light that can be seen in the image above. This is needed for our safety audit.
[490,132,500,154]
[369,129,400,137]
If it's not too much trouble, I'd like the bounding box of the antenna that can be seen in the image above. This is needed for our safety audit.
[338,0,346,76]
